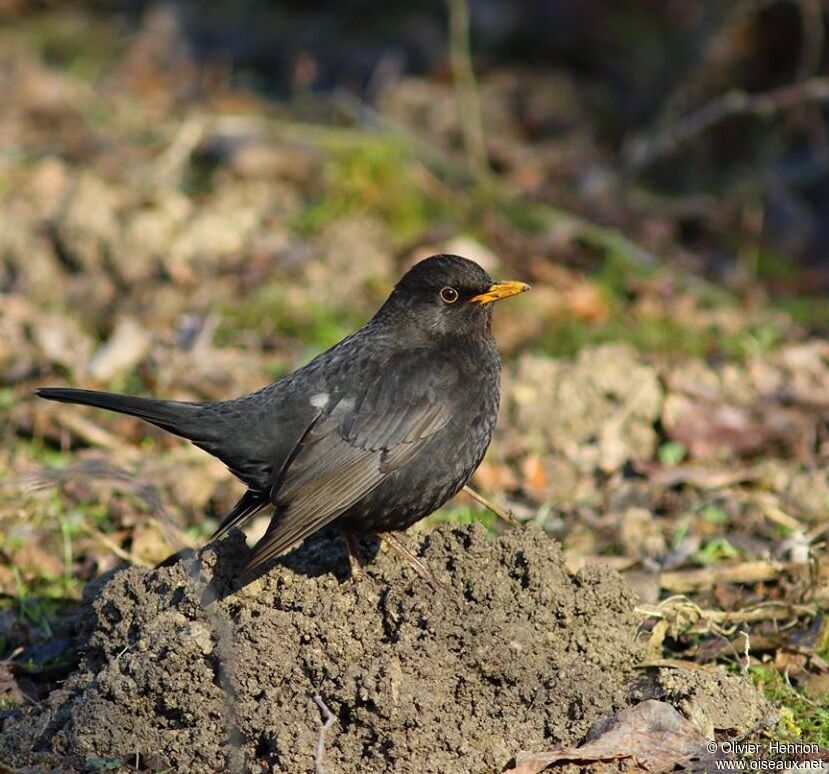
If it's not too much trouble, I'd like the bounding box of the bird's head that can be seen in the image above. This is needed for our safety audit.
[376,254,530,342]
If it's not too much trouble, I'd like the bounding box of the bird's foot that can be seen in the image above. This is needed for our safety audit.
[378,532,446,591]
[343,531,364,583]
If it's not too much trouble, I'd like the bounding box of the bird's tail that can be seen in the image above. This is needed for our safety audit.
[35,387,213,443]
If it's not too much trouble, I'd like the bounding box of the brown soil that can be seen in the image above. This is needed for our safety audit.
[1,524,769,773]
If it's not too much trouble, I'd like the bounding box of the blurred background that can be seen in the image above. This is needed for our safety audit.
[0,0,827,743]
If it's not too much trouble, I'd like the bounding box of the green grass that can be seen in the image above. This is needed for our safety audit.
[422,504,500,534]
[3,567,80,640]
[752,251,801,284]
[534,313,787,359]
[217,287,368,353]
[775,296,829,329]
[12,11,126,82]
[658,441,687,466]
[693,536,740,565]
[495,197,551,235]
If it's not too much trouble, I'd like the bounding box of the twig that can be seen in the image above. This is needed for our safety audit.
[757,495,804,532]
[782,664,819,707]
[446,0,490,182]
[740,629,750,678]
[379,532,446,590]
[659,559,790,592]
[636,595,817,637]
[54,412,138,457]
[625,76,829,170]
[806,521,829,543]
[707,630,751,674]
[655,0,784,122]
[795,0,824,81]
[462,484,519,527]
[312,694,336,774]
[75,515,153,568]
[153,114,206,189]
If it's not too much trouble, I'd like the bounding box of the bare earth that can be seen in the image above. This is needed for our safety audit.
[2,524,769,773]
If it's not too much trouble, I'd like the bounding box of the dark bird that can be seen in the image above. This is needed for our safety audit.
[36,255,529,583]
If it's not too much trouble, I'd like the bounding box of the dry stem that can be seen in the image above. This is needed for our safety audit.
[312,694,336,774]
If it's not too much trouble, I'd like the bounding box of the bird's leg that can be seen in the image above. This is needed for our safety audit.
[462,484,519,527]
[378,532,446,590]
[343,531,364,583]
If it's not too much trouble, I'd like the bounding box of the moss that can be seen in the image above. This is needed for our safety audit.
[750,664,829,748]
[292,141,447,242]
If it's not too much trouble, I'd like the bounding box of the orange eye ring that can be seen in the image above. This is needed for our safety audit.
[439,286,459,304]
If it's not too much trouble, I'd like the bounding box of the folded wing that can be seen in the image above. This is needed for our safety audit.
[243,353,458,573]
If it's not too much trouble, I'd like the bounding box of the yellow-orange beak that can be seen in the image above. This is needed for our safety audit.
[470,280,531,305]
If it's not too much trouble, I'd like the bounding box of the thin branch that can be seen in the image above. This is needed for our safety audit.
[52,411,138,457]
[636,595,818,636]
[625,76,829,170]
[462,484,519,527]
[75,515,152,568]
[795,0,824,81]
[312,694,336,774]
[659,559,788,593]
[152,114,206,189]
[446,0,490,182]
[740,629,751,678]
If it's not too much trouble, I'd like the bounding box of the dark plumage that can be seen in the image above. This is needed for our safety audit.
[36,255,529,579]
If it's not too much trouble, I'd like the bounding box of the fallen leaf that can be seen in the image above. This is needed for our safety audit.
[503,700,720,773]
[520,454,548,500]
[472,459,519,492]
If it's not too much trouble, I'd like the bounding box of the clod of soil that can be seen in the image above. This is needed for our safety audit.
[1,524,768,773]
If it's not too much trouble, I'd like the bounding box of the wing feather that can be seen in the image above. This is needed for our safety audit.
[242,354,458,573]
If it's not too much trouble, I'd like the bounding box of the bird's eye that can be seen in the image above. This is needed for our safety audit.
[439,286,459,304]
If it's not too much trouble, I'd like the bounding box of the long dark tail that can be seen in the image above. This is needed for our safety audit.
[35,387,213,443]
[38,387,275,535]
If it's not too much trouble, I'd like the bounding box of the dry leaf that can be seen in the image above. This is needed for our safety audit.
[520,454,548,500]
[503,700,719,774]
[473,459,519,492]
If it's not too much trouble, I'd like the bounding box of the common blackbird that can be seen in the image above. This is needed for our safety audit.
[37,255,529,581]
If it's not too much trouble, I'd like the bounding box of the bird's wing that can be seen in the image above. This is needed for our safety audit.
[243,352,459,573]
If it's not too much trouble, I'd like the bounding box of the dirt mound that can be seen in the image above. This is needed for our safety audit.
[1,524,767,772]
